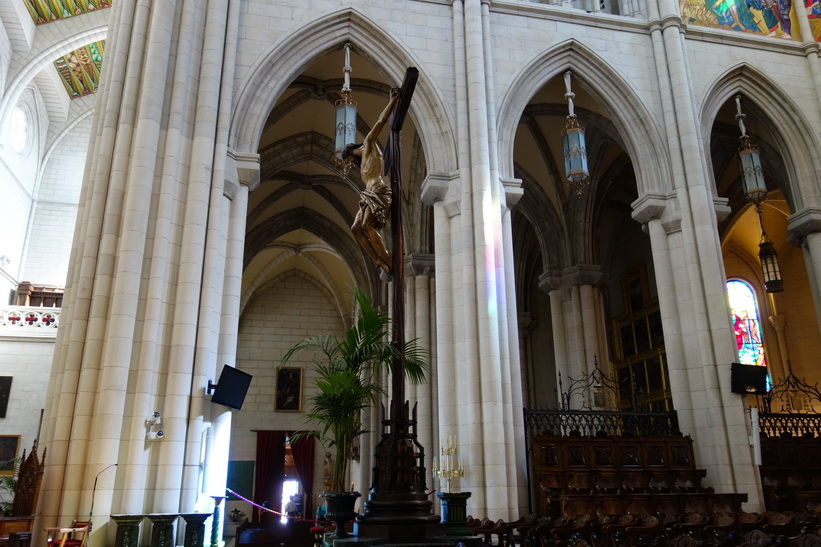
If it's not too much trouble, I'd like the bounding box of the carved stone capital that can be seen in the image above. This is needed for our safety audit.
[502,177,524,208]
[421,171,459,205]
[538,264,608,293]
[406,254,435,277]
[631,192,682,234]
[226,150,260,198]
[787,208,821,243]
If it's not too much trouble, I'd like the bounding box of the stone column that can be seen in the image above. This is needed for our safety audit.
[37,0,242,544]
[633,193,763,508]
[408,254,436,471]
[788,208,821,330]
[418,0,526,518]
[539,265,608,404]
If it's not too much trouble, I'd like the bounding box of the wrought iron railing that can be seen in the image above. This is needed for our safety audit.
[524,408,680,437]
[758,414,821,438]
[524,359,680,438]
[753,366,821,437]
[756,368,821,415]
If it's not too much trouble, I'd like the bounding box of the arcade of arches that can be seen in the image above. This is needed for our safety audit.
[0,1,820,545]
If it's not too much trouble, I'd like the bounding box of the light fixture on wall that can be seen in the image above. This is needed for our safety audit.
[562,70,590,197]
[333,42,357,177]
[145,411,164,440]
[735,95,783,293]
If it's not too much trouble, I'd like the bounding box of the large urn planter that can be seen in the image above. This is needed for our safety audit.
[322,491,360,539]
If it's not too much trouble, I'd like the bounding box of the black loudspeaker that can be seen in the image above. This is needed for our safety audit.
[210,365,253,410]
[730,362,768,394]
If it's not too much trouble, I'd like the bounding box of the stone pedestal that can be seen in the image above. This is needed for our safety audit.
[147,514,177,547]
[111,514,146,547]
[180,513,210,547]
[436,492,472,537]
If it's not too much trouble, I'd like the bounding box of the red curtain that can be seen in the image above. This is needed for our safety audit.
[290,434,316,520]
[254,430,286,523]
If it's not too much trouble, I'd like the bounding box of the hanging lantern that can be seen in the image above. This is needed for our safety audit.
[735,96,766,204]
[759,235,783,293]
[334,43,357,174]
[735,95,783,293]
[562,71,589,197]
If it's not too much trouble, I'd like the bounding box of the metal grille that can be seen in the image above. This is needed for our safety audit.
[524,408,680,437]
[758,414,821,438]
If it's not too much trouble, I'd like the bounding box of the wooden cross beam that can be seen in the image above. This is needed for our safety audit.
[385,67,418,411]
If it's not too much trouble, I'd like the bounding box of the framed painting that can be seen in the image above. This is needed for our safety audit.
[0,435,20,476]
[621,264,649,315]
[275,367,302,412]
[0,376,11,418]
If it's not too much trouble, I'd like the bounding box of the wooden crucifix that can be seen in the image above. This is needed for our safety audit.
[352,67,441,534]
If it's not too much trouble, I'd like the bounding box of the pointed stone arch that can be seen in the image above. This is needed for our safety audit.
[230,8,456,175]
[244,207,378,293]
[496,38,670,195]
[0,24,107,124]
[698,63,821,211]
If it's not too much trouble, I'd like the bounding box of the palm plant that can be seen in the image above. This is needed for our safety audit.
[281,288,428,492]
[0,457,19,516]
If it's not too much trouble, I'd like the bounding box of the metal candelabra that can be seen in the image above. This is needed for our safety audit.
[432,435,464,493]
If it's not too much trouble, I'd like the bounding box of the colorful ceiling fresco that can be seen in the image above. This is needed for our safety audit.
[680,0,821,40]
[23,0,111,25]
[54,41,105,99]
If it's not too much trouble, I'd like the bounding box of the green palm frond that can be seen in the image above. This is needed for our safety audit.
[279,287,429,492]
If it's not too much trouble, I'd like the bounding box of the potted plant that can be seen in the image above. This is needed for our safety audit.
[281,288,428,537]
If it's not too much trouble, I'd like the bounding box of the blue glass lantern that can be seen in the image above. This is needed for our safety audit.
[333,43,357,175]
[335,93,356,160]
[562,71,590,196]
[736,96,782,293]
[563,116,589,196]
[738,136,766,204]
[734,96,766,204]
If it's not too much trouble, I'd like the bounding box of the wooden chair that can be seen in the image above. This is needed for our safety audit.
[624,514,664,547]
[666,535,698,547]
[789,534,821,547]
[551,513,594,546]
[45,521,90,547]
[703,512,738,546]
[0,442,46,545]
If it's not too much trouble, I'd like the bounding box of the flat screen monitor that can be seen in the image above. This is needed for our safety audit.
[730,362,768,395]
[210,365,252,410]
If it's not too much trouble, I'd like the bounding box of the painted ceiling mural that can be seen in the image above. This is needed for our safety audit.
[23,0,110,25]
[680,0,821,40]
[54,41,105,99]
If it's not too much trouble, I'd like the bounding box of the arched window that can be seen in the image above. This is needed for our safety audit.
[10,105,29,154]
[727,279,767,367]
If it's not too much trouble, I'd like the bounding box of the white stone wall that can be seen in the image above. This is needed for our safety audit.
[0,337,54,452]
[0,88,43,285]
[21,115,90,285]
[231,273,346,517]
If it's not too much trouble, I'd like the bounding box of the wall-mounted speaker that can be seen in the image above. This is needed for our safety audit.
[730,362,768,394]
[210,365,253,410]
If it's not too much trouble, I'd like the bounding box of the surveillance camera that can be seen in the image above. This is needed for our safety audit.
[152,411,160,419]
[156,430,164,438]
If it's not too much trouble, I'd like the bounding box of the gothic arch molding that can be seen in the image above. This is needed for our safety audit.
[0,23,107,124]
[230,8,457,175]
[245,207,377,293]
[496,39,671,196]
[699,64,821,211]
[241,251,350,321]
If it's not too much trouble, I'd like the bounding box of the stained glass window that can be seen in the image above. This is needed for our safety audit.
[727,279,767,367]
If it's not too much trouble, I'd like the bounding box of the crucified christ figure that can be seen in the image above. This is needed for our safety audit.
[343,87,400,275]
